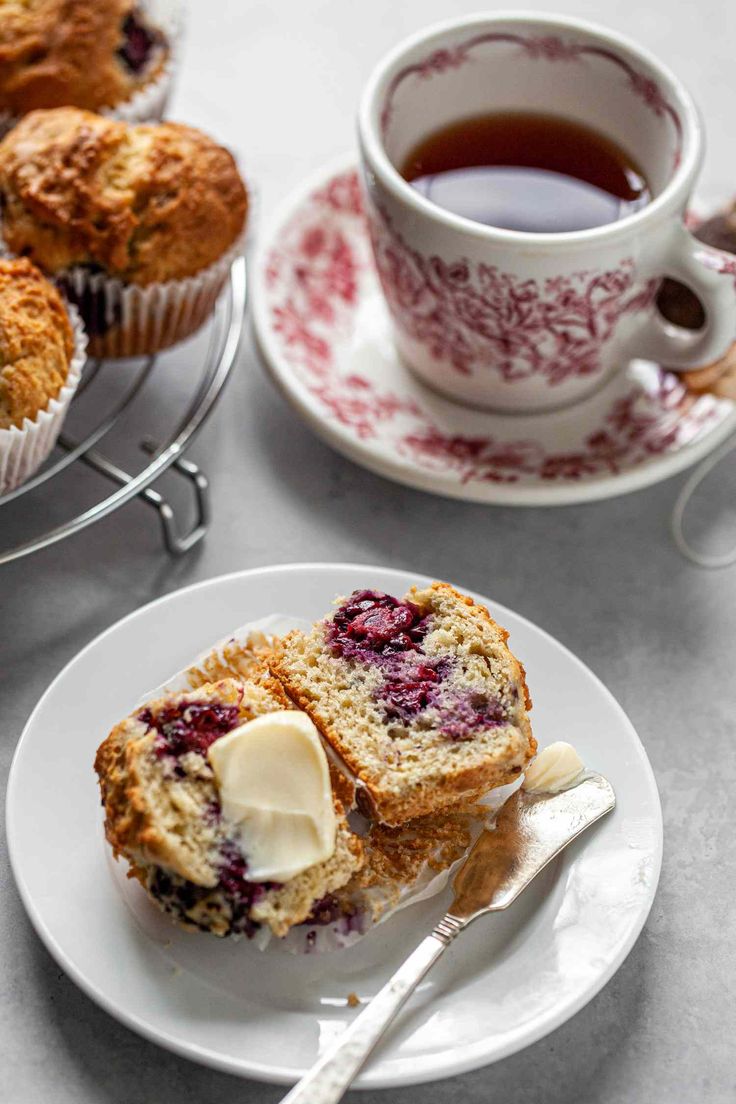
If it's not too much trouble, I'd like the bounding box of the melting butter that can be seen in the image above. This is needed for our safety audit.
[207,711,336,882]
[522,741,584,794]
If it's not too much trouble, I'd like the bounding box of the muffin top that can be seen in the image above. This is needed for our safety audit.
[0,0,168,116]
[0,108,249,284]
[0,256,75,430]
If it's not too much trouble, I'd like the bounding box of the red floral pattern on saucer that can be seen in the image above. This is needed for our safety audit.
[256,164,735,505]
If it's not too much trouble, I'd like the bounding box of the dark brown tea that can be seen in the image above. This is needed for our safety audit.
[400,112,650,233]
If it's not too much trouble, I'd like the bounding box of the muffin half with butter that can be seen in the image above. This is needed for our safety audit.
[0,107,248,356]
[0,256,87,493]
[94,676,364,939]
[0,0,181,133]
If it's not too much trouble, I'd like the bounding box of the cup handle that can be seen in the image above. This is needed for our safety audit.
[627,222,736,369]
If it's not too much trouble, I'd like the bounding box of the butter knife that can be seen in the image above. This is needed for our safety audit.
[280,773,615,1104]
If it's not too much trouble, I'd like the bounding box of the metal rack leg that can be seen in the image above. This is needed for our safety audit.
[153,456,211,555]
[0,257,245,566]
[75,446,211,556]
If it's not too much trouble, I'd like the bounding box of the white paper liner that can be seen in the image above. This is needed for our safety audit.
[0,0,185,139]
[0,303,87,495]
[58,224,247,358]
[143,614,309,701]
[139,614,518,954]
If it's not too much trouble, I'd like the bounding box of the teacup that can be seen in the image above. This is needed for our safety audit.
[358,13,736,413]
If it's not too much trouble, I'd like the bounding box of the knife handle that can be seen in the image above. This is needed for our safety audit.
[279,916,465,1104]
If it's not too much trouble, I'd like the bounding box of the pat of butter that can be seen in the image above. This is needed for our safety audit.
[207,711,336,883]
[522,741,584,794]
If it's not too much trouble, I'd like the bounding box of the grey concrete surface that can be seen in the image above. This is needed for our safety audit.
[2,1,735,1101]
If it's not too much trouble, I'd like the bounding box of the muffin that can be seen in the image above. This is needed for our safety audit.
[0,107,248,356]
[95,676,364,938]
[271,582,535,825]
[0,0,179,131]
[0,255,86,493]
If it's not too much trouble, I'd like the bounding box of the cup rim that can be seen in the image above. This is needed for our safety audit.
[357,10,703,247]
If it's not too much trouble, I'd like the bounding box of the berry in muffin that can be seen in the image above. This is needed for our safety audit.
[271,582,536,825]
[95,676,364,938]
[0,107,248,354]
[0,1,169,117]
[0,255,74,429]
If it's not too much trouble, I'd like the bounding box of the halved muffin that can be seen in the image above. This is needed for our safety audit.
[271,582,536,825]
[95,676,363,938]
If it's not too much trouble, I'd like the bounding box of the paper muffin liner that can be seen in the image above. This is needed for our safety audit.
[140,614,515,955]
[0,304,87,495]
[56,225,246,359]
[0,0,185,139]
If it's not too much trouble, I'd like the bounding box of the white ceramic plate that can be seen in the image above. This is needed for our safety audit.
[252,156,736,506]
[6,564,663,1088]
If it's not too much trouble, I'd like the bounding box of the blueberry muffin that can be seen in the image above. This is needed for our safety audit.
[271,583,536,825]
[95,676,364,939]
[0,254,85,492]
[0,0,171,120]
[0,107,248,355]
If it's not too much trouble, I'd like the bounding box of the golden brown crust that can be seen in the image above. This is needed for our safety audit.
[94,723,149,862]
[0,0,168,115]
[96,721,179,872]
[0,255,74,429]
[0,108,248,284]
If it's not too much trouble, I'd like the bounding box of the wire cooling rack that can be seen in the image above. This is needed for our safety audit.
[0,257,247,566]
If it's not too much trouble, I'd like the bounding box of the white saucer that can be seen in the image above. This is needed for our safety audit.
[252,157,736,506]
[6,564,662,1087]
